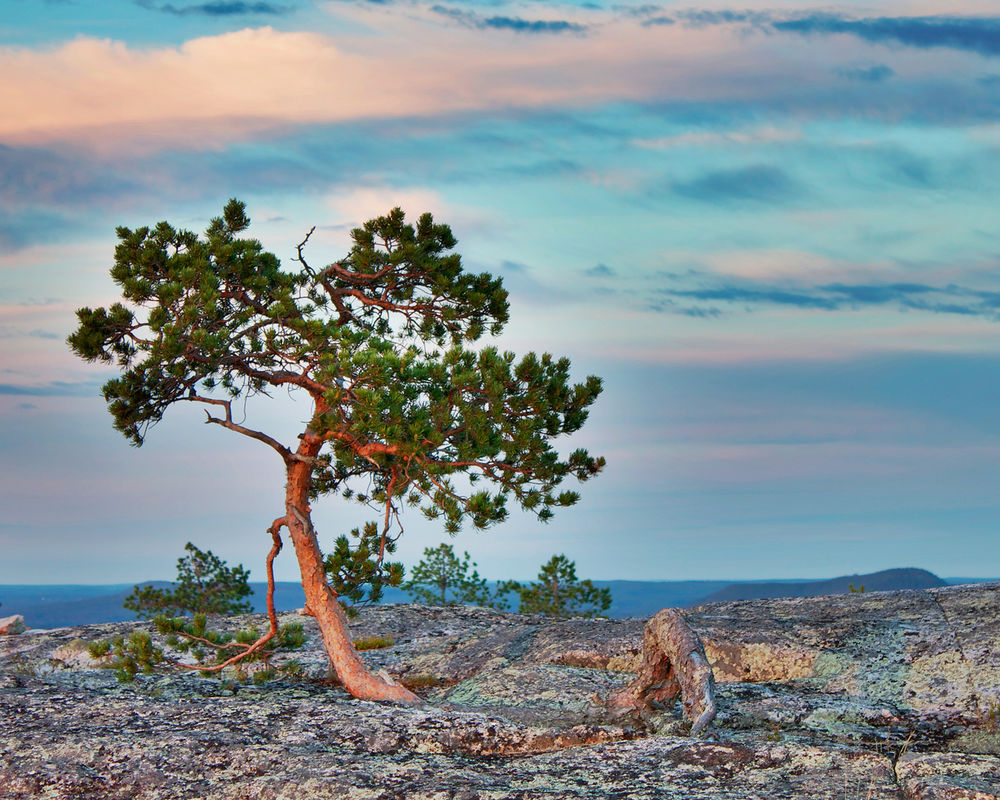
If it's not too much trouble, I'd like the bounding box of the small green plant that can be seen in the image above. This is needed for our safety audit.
[279,659,304,680]
[155,614,306,668]
[95,631,165,683]
[277,621,306,649]
[252,667,277,685]
[983,701,1000,732]
[323,522,405,619]
[87,616,306,684]
[353,635,394,651]
[849,584,866,594]
[401,673,445,690]
[87,640,112,659]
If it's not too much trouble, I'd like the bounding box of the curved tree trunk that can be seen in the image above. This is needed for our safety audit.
[284,433,420,705]
[608,608,716,736]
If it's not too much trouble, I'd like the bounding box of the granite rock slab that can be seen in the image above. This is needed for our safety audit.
[1,583,998,799]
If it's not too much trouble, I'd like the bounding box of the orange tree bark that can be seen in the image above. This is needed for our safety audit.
[283,431,419,704]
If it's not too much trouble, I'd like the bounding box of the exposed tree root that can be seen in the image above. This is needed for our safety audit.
[607,608,717,736]
[174,524,285,673]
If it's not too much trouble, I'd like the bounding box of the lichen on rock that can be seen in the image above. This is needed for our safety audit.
[2,584,1000,798]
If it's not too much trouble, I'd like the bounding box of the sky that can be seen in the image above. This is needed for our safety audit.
[3,0,1000,584]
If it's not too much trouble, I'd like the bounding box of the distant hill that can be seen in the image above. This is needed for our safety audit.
[0,582,310,629]
[2,570,988,628]
[592,580,735,618]
[698,568,947,604]
[0,580,736,627]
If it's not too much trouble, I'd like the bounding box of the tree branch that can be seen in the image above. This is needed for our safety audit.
[295,226,317,275]
[183,395,295,463]
[175,522,286,674]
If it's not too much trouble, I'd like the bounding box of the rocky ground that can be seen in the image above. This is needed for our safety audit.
[1,583,998,799]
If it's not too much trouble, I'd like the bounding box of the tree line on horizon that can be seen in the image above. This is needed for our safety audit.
[124,542,612,621]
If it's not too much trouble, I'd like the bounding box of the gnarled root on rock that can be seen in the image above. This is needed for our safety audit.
[607,608,717,736]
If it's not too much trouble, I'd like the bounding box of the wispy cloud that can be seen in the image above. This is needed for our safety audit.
[652,9,1000,58]
[674,9,771,28]
[0,209,73,251]
[653,276,1000,320]
[0,144,137,206]
[671,165,803,205]
[323,185,494,235]
[632,127,801,149]
[0,327,61,340]
[136,0,294,15]
[585,263,616,277]
[0,380,101,397]
[835,64,894,82]
[772,15,1000,57]
[663,285,838,310]
[430,5,587,34]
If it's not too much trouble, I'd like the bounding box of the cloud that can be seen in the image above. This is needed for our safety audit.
[675,10,771,28]
[663,10,1000,59]
[480,16,585,34]
[488,258,573,306]
[585,264,616,278]
[4,6,999,154]
[632,127,801,149]
[653,276,1000,320]
[325,186,452,229]
[322,185,496,241]
[772,15,1000,58]
[0,24,651,146]
[136,0,293,14]
[430,6,586,34]
[671,165,802,205]
[0,380,101,397]
[0,327,61,340]
[0,208,73,251]
[663,285,838,310]
[835,64,894,82]
[0,144,137,207]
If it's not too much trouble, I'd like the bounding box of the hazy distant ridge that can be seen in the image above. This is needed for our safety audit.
[699,568,947,604]
[0,568,976,628]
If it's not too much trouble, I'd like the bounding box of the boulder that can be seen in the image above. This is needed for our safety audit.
[0,614,26,635]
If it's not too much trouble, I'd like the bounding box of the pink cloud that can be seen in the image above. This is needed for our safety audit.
[0,15,822,151]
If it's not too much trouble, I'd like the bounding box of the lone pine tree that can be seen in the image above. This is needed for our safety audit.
[69,200,604,704]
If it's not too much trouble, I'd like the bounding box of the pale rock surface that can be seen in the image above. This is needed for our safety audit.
[1,583,998,799]
[0,614,25,636]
